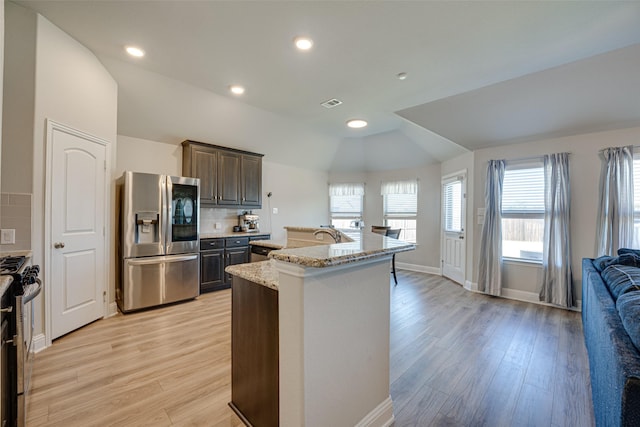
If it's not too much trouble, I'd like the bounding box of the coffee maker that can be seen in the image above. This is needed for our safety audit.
[238,211,260,232]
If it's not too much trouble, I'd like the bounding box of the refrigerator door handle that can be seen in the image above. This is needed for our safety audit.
[162,175,170,253]
[126,254,198,266]
[164,254,198,263]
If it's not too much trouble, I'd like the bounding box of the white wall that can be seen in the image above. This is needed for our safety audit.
[470,126,640,303]
[330,163,443,271]
[0,0,4,196]
[115,135,329,243]
[28,13,118,341]
[257,161,329,242]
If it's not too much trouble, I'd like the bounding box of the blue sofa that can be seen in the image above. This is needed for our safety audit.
[582,257,640,427]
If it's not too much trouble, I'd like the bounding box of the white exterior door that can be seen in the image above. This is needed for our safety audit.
[48,121,106,339]
[441,172,466,285]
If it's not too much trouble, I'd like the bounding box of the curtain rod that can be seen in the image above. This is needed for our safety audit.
[504,152,572,163]
[598,145,640,153]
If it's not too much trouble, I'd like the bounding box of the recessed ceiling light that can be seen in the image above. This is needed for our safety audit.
[294,36,313,51]
[229,85,245,95]
[397,72,408,80]
[346,119,368,129]
[125,46,145,57]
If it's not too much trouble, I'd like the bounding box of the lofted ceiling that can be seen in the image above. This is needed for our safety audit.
[13,0,640,172]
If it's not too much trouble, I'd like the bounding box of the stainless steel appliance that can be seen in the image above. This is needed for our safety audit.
[116,172,200,313]
[1,255,42,427]
[250,245,272,262]
[238,211,259,232]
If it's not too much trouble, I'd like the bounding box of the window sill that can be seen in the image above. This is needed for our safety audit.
[502,257,542,267]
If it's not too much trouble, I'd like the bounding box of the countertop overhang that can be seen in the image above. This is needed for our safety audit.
[225,229,415,289]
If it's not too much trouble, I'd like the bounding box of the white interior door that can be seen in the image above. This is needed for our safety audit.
[48,122,106,339]
[441,172,466,285]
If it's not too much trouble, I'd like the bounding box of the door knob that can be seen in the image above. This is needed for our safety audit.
[459,236,465,240]
[54,242,65,249]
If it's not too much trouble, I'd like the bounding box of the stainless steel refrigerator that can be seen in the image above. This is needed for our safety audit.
[116,171,200,312]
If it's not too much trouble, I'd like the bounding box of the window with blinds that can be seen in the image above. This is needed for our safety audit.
[329,183,364,229]
[501,164,544,262]
[443,180,463,232]
[382,182,417,243]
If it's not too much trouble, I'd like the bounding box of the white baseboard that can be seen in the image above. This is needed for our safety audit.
[484,286,582,312]
[354,396,395,427]
[106,302,118,317]
[464,280,478,291]
[396,262,440,276]
[31,333,47,354]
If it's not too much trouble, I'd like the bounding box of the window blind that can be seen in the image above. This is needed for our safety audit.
[502,167,545,214]
[443,180,462,232]
[330,193,363,218]
[384,193,417,215]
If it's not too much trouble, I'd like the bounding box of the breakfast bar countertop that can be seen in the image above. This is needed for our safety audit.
[269,230,415,268]
[226,260,279,290]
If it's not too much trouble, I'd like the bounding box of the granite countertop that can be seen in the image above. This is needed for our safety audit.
[270,230,415,268]
[0,250,33,258]
[225,260,279,290]
[200,231,271,239]
[0,250,32,297]
[249,240,285,250]
[0,276,13,298]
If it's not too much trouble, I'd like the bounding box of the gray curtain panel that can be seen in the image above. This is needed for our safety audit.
[540,153,573,307]
[595,146,634,256]
[478,159,505,296]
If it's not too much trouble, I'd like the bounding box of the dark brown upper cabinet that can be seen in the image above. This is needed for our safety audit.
[182,140,263,208]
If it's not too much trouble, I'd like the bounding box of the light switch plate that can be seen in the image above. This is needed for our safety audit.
[214,222,221,230]
[1,229,15,244]
[272,208,278,214]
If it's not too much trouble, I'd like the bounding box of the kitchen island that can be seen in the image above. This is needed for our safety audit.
[226,228,414,427]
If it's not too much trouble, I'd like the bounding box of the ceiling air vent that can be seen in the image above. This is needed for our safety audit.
[321,98,343,109]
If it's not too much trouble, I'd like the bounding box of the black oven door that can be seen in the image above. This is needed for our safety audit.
[1,315,16,427]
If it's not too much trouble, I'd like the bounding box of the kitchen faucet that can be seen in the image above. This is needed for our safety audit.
[313,228,341,243]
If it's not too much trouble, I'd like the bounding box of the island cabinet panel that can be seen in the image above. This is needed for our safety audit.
[230,276,279,427]
[182,140,263,208]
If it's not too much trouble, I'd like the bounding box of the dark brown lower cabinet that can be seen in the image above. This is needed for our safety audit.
[229,276,279,427]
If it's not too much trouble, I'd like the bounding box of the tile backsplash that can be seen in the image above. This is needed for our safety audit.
[200,207,261,235]
[0,193,32,251]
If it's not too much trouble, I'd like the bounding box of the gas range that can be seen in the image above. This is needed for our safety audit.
[0,255,40,299]
[0,254,41,427]
[0,256,27,275]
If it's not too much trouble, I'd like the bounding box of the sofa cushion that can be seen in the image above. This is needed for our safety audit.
[602,264,640,300]
[616,290,640,352]
[594,255,616,272]
[595,253,640,273]
[618,248,640,257]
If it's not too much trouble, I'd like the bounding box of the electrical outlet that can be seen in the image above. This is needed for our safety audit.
[214,222,221,230]
[1,229,15,244]
[272,208,278,214]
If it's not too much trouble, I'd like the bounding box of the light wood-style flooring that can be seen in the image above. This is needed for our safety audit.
[27,271,594,426]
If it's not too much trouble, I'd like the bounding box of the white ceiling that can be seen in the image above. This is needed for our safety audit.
[13,1,640,171]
